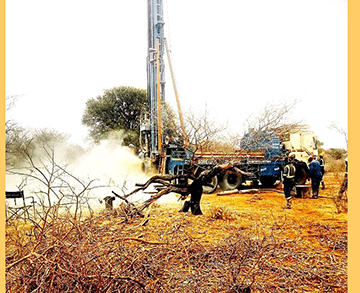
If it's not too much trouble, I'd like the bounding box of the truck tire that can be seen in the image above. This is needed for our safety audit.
[203,175,218,194]
[260,177,277,187]
[219,171,242,190]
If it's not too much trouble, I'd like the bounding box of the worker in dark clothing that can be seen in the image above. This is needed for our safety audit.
[308,156,322,199]
[282,156,296,209]
[180,164,232,215]
[318,153,326,189]
[180,178,204,215]
[104,196,116,210]
[292,156,310,198]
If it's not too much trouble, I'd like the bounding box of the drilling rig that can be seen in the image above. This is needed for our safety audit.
[139,0,319,193]
[139,0,190,176]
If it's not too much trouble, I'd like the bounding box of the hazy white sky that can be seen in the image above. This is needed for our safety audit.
[6,0,348,149]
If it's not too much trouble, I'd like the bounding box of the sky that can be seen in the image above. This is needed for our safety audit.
[6,0,348,149]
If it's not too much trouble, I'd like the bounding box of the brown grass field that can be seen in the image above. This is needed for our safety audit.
[5,172,348,292]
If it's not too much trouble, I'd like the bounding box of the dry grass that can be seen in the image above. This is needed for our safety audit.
[207,206,236,221]
[6,172,347,292]
[323,155,346,173]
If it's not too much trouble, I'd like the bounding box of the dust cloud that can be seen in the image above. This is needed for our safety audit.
[6,133,181,213]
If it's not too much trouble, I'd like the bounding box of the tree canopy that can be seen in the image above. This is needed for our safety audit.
[82,86,179,150]
[82,86,148,145]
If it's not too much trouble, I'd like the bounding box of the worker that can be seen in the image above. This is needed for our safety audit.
[180,176,204,215]
[180,163,232,215]
[282,156,296,209]
[104,196,116,210]
[292,155,310,198]
[318,153,326,189]
[307,156,322,199]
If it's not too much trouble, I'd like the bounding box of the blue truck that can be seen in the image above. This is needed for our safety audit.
[189,131,287,193]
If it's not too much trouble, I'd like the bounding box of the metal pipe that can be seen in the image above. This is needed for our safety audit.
[164,38,188,147]
[156,39,162,153]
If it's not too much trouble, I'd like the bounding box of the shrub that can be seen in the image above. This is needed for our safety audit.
[327,148,346,160]
[208,206,236,221]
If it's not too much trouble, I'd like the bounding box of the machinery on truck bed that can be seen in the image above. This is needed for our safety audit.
[283,130,319,162]
[139,0,319,193]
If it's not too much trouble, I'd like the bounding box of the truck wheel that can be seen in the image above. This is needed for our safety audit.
[203,175,218,194]
[260,177,276,187]
[219,171,242,190]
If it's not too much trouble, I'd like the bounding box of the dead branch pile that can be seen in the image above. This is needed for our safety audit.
[6,210,347,292]
[118,174,192,212]
[117,164,233,214]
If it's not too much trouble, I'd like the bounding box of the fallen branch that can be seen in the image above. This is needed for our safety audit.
[112,191,143,217]
[116,163,248,216]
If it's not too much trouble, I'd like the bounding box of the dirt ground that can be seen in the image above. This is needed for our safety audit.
[5,172,348,292]
[137,172,347,290]
[140,172,347,245]
[111,172,348,292]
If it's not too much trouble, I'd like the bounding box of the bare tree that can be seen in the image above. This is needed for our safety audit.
[6,140,106,223]
[5,123,31,165]
[6,127,74,168]
[184,106,226,156]
[5,94,35,167]
[236,99,306,151]
[329,120,348,149]
[5,94,21,112]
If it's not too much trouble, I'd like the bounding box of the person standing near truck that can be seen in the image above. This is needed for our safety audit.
[308,156,322,198]
[318,153,326,189]
[292,155,310,198]
[282,156,296,209]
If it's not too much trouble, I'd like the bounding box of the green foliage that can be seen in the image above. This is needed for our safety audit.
[82,86,148,145]
[81,86,179,151]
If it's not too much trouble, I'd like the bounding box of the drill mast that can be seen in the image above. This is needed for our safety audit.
[146,0,166,159]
